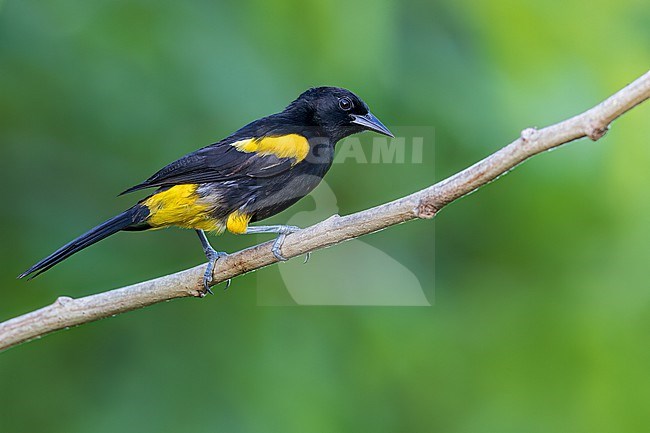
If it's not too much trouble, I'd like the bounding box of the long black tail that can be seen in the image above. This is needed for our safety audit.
[18,205,149,279]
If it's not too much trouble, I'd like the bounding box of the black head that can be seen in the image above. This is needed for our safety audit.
[283,86,393,142]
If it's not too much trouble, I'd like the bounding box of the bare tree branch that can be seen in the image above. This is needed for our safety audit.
[2,71,649,352]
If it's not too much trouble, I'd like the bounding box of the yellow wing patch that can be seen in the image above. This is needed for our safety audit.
[144,184,221,232]
[226,211,252,235]
[231,134,309,163]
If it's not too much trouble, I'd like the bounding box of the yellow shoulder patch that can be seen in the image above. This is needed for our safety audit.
[144,184,221,232]
[231,134,309,163]
[226,211,252,235]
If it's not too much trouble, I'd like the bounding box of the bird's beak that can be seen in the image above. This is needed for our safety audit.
[351,112,394,137]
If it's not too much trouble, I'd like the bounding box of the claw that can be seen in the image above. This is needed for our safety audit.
[244,224,301,262]
[201,248,228,295]
[271,225,301,261]
[196,229,230,296]
[272,234,289,261]
[303,252,311,264]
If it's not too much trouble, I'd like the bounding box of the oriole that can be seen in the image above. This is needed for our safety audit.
[19,87,393,293]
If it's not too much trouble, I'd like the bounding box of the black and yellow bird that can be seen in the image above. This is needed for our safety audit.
[19,87,393,292]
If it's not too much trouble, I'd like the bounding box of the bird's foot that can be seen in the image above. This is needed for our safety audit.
[201,248,229,296]
[271,225,301,261]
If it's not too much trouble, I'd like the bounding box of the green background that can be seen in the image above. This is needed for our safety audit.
[1,0,649,432]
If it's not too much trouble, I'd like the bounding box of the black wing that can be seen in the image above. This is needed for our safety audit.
[120,118,302,195]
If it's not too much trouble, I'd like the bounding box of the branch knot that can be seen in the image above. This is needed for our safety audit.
[55,296,73,306]
[520,127,538,143]
[585,121,609,141]
[415,201,437,219]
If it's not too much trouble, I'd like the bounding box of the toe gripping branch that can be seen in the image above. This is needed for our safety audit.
[196,230,229,295]
[245,225,309,263]
[195,225,310,296]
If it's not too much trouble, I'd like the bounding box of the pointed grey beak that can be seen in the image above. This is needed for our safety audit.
[351,112,394,137]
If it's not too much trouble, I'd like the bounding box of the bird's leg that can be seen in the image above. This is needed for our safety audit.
[195,229,229,295]
[245,225,308,262]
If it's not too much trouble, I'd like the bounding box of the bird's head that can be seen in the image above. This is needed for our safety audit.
[284,86,393,142]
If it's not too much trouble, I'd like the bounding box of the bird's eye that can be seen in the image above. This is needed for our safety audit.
[338,97,353,111]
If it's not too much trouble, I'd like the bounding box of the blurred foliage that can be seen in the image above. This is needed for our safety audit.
[1,0,650,432]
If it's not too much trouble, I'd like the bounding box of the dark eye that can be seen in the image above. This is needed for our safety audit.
[338,97,353,111]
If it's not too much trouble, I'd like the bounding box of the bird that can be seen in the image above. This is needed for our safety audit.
[18,86,393,294]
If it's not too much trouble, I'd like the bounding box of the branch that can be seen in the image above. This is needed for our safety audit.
[2,71,649,352]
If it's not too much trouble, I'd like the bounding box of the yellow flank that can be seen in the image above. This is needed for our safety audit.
[144,184,221,232]
[226,211,252,235]
[231,134,309,163]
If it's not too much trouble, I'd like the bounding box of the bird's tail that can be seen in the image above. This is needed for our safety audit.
[18,205,150,279]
